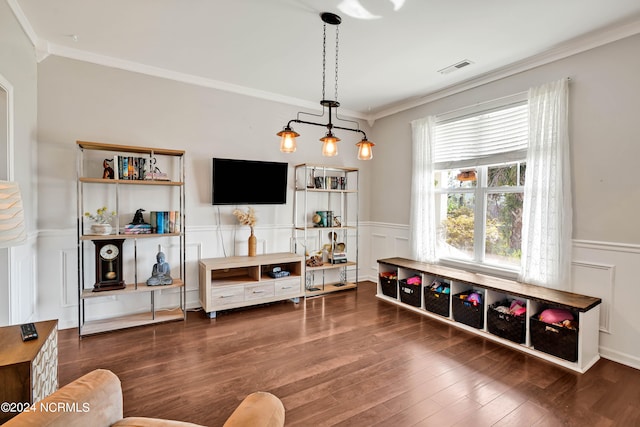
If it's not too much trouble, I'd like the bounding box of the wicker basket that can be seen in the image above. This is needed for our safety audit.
[424,287,450,317]
[380,275,397,299]
[487,300,526,344]
[399,278,421,307]
[452,291,484,329]
[530,312,579,362]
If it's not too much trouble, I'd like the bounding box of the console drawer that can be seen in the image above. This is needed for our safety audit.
[211,285,245,307]
[245,283,275,301]
[275,278,301,297]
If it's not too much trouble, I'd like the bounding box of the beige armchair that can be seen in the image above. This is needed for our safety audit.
[5,369,285,427]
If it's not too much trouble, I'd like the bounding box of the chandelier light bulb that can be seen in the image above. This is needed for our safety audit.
[356,139,375,160]
[277,127,299,153]
[320,133,340,157]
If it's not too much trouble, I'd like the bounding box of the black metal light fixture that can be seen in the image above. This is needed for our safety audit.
[277,12,375,160]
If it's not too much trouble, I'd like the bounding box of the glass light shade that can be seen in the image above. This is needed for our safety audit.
[277,127,299,153]
[356,139,375,160]
[320,133,340,157]
[0,180,26,248]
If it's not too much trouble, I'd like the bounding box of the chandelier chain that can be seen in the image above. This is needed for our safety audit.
[322,22,327,101]
[335,25,339,102]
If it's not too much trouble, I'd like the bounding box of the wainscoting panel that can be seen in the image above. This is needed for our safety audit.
[60,248,76,308]
[573,240,640,370]
[572,260,615,333]
[12,235,37,324]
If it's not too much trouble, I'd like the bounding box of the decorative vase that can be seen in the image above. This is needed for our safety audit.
[91,223,112,235]
[248,229,257,257]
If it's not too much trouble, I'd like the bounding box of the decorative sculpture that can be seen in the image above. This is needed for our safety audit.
[146,247,173,286]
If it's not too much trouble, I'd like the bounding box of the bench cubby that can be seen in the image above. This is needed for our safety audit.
[377,257,602,372]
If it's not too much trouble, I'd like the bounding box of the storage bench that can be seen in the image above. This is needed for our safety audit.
[376,257,602,373]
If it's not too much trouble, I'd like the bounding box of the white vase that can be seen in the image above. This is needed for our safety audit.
[90,223,112,235]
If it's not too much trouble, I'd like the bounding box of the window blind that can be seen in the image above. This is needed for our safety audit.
[434,102,528,169]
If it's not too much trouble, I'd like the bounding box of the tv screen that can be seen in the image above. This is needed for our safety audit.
[212,158,288,205]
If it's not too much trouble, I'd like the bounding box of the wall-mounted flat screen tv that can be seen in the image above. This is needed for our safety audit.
[212,158,288,205]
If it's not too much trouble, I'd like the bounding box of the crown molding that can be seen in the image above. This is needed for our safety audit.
[48,42,367,120]
[9,0,639,124]
[371,17,640,121]
[7,0,38,47]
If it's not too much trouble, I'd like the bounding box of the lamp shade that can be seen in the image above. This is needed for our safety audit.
[277,127,299,153]
[0,181,26,247]
[320,133,340,157]
[356,139,375,160]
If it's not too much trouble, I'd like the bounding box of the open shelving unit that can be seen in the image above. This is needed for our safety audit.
[76,141,186,336]
[292,164,359,296]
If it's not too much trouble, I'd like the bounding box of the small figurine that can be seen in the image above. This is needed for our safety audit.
[102,158,115,179]
[131,208,148,225]
[146,248,173,286]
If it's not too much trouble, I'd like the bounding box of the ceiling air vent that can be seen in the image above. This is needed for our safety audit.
[438,59,474,75]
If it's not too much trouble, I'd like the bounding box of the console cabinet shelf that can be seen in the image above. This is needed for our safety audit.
[76,141,186,336]
[199,253,304,318]
[377,257,602,373]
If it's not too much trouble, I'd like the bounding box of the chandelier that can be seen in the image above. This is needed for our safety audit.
[277,12,375,160]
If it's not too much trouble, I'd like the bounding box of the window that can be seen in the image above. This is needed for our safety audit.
[432,98,528,271]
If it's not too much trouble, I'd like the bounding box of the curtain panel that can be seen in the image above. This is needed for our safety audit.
[519,78,572,289]
[409,116,438,263]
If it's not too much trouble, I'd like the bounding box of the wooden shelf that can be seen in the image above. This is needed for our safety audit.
[294,163,359,173]
[306,281,357,297]
[77,140,184,157]
[80,308,184,335]
[294,187,358,194]
[79,177,183,186]
[306,260,356,271]
[81,279,185,299]
[81,232,181,241]
[294,225,356,231]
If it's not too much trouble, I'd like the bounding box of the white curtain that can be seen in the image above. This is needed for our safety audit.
[409,116,438,263]
[519,78,572,289]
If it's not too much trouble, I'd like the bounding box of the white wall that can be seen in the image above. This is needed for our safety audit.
[36,55,372,328]
[0,0,38,325]
[367,33,640,369]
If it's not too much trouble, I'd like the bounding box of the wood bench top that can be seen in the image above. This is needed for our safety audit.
[378,257,601,312]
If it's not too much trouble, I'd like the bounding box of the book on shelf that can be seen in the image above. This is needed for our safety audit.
[148,211,180,234]
[113,155,148,180]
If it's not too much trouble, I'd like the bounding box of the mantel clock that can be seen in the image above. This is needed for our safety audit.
[92,239,126,291]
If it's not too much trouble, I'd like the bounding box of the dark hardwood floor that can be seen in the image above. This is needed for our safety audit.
[59,282,640,426]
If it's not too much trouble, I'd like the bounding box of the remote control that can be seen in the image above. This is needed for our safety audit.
[20,323,38,341]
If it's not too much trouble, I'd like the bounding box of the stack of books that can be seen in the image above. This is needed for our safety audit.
[123,223,152,235]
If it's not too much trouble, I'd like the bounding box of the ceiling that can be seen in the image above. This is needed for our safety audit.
[11,0,640,120]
